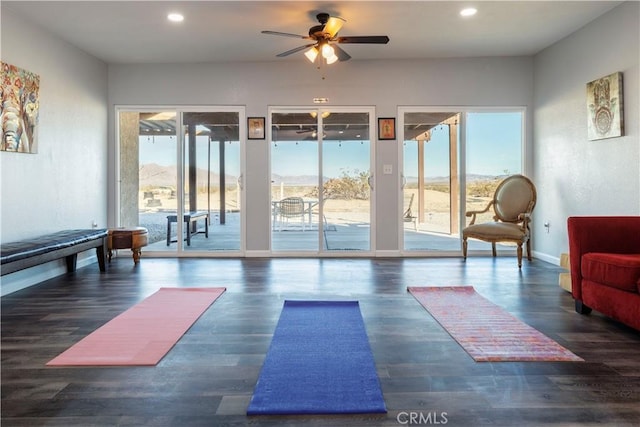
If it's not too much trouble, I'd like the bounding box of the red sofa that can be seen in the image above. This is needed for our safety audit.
[567,216,640,331]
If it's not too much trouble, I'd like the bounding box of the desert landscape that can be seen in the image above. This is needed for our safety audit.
[137,163,503,244]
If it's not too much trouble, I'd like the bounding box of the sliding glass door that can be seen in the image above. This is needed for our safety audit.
[117,107,244,254]
[270,108,374,253]
[401,111,460,252]
[181,111,242,252]
[399,108,524,254]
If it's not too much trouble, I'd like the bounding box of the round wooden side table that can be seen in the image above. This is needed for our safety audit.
[107,227,148,264]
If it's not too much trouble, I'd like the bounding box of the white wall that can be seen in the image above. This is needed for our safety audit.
[1,9,108,294]
[533,1,639,263]
[107,57,534,253]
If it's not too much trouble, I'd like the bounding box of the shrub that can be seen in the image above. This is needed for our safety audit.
[307,169,370,200]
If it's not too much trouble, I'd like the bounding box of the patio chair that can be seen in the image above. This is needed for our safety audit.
[404,193,418,230]
[462,174,537,268]
[278,197,306,231]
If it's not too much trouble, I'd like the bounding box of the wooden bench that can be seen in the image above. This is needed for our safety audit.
[166,212,209,246]
[1,229,108,276]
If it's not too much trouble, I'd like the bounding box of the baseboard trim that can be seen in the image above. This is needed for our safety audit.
[532,251,560,266]
[1,254,97,296]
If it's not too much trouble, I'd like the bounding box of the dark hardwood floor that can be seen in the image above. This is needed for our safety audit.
[2,256,639,426]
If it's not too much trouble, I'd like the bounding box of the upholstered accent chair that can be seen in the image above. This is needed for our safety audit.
[462,174,537,268]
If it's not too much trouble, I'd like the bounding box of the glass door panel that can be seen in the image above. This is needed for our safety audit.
[118,108,243,254]
[181,111,241,252]
[270,109,373,253]
[465,111,523,253]
[119,110,178,252]
[402,112,460,252]
[322,112,371,251]
[270,112,319,251]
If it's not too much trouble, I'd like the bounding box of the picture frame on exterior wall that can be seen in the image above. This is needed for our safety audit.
[247,117,265,140]
[1,62,40,153]
[378,117,396,140]
[587,72,624,141]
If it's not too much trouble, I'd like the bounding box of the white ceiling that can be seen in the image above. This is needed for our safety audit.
[3,1,623,65]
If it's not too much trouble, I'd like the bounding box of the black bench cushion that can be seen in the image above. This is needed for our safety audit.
[1,229,108,264]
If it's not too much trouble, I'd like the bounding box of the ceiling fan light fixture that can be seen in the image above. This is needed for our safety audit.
[321,43,335,59]
[323,16,345,38]
[304,47,319,63]
[262,12,389,66]
[325,52,339,64]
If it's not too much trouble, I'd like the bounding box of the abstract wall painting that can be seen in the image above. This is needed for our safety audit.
[587,72,624,141]
[1,62,40,153]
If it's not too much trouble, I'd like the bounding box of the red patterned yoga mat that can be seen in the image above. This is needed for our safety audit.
[47,287,226,366]
[408,286,583,362]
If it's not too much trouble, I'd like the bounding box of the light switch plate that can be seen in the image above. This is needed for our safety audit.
[383,164,393,175]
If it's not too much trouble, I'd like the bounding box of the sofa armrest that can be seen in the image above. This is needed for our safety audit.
[567,216,640,300]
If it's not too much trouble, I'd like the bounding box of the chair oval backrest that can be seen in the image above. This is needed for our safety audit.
[493,175,537,223]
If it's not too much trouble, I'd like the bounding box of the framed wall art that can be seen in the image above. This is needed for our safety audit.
[378,117,396,140]
[248,117,265,140]
[587,72,624,140]
[1,62,40,153]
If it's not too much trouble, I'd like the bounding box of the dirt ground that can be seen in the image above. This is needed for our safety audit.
[138,187,493,236]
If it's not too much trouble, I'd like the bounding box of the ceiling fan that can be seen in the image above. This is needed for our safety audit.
[261,13,390,64]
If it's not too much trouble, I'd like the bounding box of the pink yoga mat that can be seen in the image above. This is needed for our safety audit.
[47,287,226,366]
[408,286,583,362]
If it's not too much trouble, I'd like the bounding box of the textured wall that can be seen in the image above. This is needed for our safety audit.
[1,9,108,293]
[533,2,639,261]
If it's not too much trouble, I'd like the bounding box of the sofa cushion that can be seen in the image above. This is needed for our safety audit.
[581,252,640,293]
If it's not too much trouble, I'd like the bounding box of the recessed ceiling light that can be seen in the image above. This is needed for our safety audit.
[460,8,477,17]
[167,13,184,22]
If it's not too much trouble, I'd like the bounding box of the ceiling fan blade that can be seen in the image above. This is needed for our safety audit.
[261,30,312,40]
[336,36,390,44]
[332,44,352,62]
[276,43,317,57]
[323,16,345,38]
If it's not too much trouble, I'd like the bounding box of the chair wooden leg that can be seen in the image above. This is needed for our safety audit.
[517,244,523,268]
[526,239,532,261]
[462,238,468,260]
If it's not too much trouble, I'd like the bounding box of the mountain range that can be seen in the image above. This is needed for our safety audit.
[140,163,500,187]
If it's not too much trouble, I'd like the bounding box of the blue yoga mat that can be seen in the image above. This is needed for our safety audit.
[247,300,387,415]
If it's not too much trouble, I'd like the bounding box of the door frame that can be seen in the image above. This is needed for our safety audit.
[268,106,377,256]
[397,105,527,256]
[114,105,247,257]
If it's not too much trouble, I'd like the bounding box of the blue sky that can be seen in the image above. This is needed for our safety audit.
[139,135,242,176]
[403,112,522,177]
[139,111,522,178]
